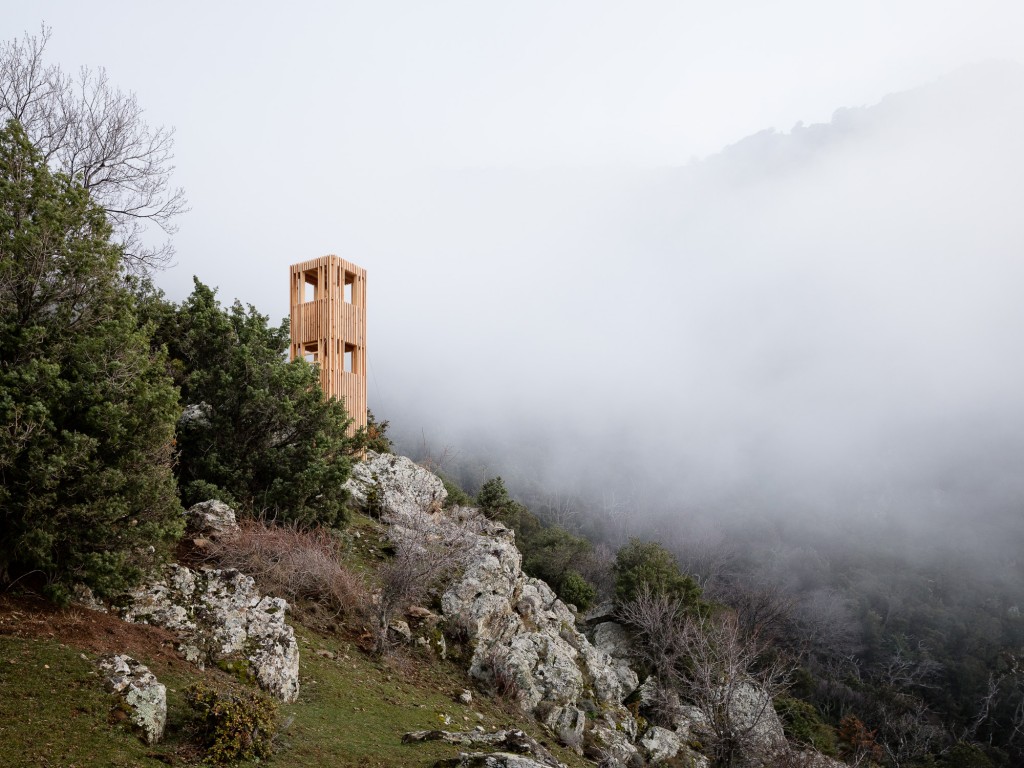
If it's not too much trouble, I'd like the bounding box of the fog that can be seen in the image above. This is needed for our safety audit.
[368,62,1024,549]
[9,5,1024,552]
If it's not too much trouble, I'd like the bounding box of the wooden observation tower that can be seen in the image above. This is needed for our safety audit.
[288,255,367,433]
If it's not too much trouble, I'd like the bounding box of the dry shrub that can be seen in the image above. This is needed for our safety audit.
[204,520,368,622]
[482,647,521,702]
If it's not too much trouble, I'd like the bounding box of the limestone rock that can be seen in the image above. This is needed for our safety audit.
[403,729,565,767]
[674,704,709,742]
[543,704,586,749]
[389,619,413,643]
[178,402,212,429]
[184,499,239,539]
[639,725,681,763]
[591,621,640,697]
[367,453,642,760]
[728,682,786,753]
[98,655,166,745]
[70,583,108,613]
[434,755,561,768]
[586,724,642,768]
[121,564,299,703]
[345,451,447,517]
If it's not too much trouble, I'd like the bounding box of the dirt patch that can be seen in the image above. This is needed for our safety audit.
[0,593,193,675]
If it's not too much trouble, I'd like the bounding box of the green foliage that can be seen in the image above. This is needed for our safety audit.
[185,682,277,764]
[140,279,355,527]
[439,475,473,509]
[774,695,838,756]
[476,476,512,516]
[941,740,999,768]
[0,120,183,601]
[558,570,597,612]
[613,538,704,611]
[350,409,393,454]
[476,478,599,609]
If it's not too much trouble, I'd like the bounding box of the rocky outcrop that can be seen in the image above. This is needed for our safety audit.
[348,452,828,768]
[434,755,563,768]
[98,655,166,745]
[404,729,565,768]
[349,452,639,766]
[638,725,681,763]
[591,621,640,695]
[121,563,299,703]
[345,450,448,517]
[184,499,239,539]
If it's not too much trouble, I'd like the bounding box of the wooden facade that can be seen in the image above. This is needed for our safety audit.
[288,255,367,433]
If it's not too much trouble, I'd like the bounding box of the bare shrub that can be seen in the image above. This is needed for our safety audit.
[679,612,795,768]
[370,507,479,654]
[615,584,688,685]
[482,648,521,701]
[204,520,368,621]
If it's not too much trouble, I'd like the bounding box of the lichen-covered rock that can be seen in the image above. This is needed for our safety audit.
[591,621,640,697]
[543,704,586,749]
[184,499,239,539]
[639,725,681,763]
[361,453,641,759]
[389,619,413,643]
[438,524,628,724]
[674,704,709,742]
[121,564,299,702]
[728,682,787,753]
[178,402,212,428]
[70,583,108,613]
[98,655,166,745]
[678,683,786,766]
[434,755,562,768]
[586,724,642,768]
[345,450,447,517]
[404,729,565,767]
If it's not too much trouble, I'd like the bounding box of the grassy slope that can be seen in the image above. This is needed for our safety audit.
[0,511,593,768]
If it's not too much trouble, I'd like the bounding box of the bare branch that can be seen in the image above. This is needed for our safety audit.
[0,26,187,273]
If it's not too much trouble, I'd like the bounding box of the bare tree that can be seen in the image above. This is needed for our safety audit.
[877,697,947,768]
[0,26,187,272]
[714,579,796,645]
[370,505,480,654]
[672,531,740,592]
[678,612,795,768]
[615,584,688,685]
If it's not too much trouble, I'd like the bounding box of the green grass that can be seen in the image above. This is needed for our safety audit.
[0,511,594,767]
[0,636,199,767]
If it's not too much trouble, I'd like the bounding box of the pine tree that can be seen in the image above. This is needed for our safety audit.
[0,120,182,601]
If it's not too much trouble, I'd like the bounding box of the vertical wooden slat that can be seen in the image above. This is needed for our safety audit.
[288,255,367,433]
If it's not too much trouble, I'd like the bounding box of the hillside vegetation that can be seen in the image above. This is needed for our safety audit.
[2,34,1021,768]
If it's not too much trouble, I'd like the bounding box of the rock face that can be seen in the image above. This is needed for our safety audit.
[184,499,239,539]
[98,655,166,745]
[591,621,640,695]
[348,452,639,766]
[638,725,681,763]
[347,452,822,768]
[121,564,299,703]
[345,450,448,517]
[403,729,565,768]
[724,682,786,756]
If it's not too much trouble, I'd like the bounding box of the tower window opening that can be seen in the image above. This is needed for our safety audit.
[303,341,319,364]
[303,271,318,302]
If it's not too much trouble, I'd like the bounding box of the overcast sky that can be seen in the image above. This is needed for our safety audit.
[8,3,1024,534]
